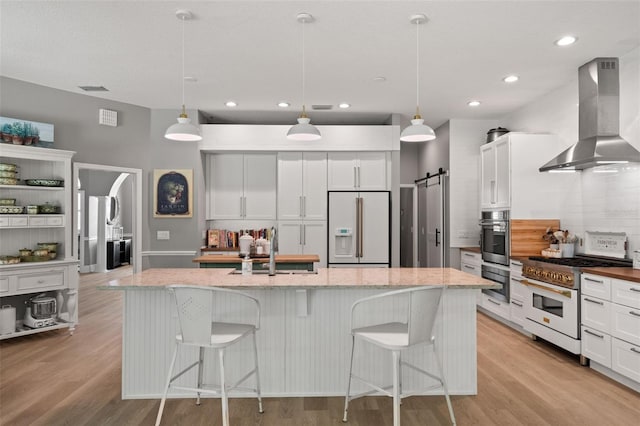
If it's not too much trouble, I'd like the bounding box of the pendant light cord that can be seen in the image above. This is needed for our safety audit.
[301,16,306,116]
[415,18,420,118]
[181,14,186,116]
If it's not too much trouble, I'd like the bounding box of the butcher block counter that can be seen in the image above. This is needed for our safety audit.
[581,267,640,283]
[192,254,319,271]
[101,267,496,399]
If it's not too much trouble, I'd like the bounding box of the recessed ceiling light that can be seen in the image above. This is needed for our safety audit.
[184,76,197,82]
[338,103,351,109]
[467,100,481,107]
[503,75,519,83]
[373,76,387,82]
[278,101,290,108]
[555,35,577,46]
[225,101,237,107]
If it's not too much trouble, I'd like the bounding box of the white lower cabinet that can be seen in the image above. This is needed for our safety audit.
[277,221,326,268]
[482,293,510,319]
[509,260,525,327]
[581,273,640,385]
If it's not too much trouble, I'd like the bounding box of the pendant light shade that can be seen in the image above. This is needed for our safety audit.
[400,14,435,143]
[165,10,202,142]
[287,13,321,141]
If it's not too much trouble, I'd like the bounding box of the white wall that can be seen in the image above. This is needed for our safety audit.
[503,47,640,254]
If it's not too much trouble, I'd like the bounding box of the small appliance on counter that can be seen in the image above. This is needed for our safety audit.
[23,294,57,328]
[239,234,254,257]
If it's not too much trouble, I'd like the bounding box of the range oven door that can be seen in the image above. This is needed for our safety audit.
[480,210,510,266]
[521,277,579,339]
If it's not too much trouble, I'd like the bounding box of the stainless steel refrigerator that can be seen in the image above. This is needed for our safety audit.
[328,191,390,267]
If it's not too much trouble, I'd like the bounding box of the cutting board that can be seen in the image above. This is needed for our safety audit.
[511,219,560,257]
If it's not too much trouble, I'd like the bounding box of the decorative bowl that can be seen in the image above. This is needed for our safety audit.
[0,177,18,185]
[47,251,58,260]
[38,204,60,214]
[19,248,32,257]
[37,242,59,252]
[20,255,50,262]
[0,256,21,265]
[0,205,23,214]
[0,198,16,206]
[26,205,38,215]
[25,179,64,187]
[0,163,17,172]
[33,249,49,257]
[0,170,17,178]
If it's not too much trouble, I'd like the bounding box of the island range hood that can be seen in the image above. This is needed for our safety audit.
[540,57,640,172]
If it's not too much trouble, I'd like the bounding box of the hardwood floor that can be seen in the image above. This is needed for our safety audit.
[1,267,639,425]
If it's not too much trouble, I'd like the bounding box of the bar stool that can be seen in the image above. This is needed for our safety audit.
[342,286,455,426]
[155,285,264,426]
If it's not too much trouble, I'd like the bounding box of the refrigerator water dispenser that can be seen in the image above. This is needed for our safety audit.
[334,228,353,256]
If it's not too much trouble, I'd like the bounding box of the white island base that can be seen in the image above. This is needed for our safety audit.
[106,268,493,399]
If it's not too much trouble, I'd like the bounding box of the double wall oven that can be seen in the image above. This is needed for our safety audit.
[480,210,510,302]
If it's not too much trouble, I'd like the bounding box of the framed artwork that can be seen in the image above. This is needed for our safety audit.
[0,116,54,148]
[153,169,193,218]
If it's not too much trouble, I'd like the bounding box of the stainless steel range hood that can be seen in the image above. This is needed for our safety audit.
[540,58,640,172]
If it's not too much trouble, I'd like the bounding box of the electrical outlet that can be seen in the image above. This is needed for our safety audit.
[157,230,170,240]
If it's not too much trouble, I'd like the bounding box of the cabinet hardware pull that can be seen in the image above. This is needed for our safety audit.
[299,225,303,245]
[520,279,572,298]
[37,279,45,284]
[512,301,523,307]
[240,197,243,216]
[630,287,640,293]
[353,167,357,188]
[584,329,604,339]
[487,298,501,306]
[583,277,604,284]
[511,277,522,282]
[510,261,522,267]
[303,196,306,218]
[300,196,303,217]
[631,347,640,355]
[490,180,496,204]
[464,253,475,257]
[584,298,604,306]
[463,265,475,270]
[357,166,361,188]
[303,224,306,246]
[629,311,640,317]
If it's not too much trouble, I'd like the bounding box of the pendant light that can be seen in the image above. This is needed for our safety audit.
[165,9,202,142]
[287,13,321,141]
[400,14,435,143]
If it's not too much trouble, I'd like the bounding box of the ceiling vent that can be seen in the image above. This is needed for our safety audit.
[78,85,109,92]
[311,104,333,110]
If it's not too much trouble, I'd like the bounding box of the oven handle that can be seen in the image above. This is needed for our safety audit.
[520,279,572,298]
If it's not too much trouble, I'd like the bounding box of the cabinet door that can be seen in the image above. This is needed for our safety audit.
[302,152,327,220]
[278,152,304,220]
[277,221,303,255]
[494,139,510,208]
[328,153,357,190]
[480,144,496,209]
[244,154,277,220]
[302,221,327,267]
[357,152,387,190]
[209,154,244,219]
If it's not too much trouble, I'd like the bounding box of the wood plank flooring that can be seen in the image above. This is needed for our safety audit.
[1,267,639,425]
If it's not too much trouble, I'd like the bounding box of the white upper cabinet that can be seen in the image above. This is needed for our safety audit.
[480,138,510,209]
[277,220,327,267]
[207,154,276,220]
[277,152,327,220]
[327,152,387,190]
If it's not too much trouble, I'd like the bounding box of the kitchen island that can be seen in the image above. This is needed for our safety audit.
[101,268,498,399]
[193,253,319,270]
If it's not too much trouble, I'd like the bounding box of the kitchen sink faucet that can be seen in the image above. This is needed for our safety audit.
[269,226,277,276]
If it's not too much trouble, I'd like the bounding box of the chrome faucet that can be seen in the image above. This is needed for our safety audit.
[268,226,277,276]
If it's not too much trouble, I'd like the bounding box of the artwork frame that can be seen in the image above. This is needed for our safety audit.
[153,169,193,218]
[0,116,54,148]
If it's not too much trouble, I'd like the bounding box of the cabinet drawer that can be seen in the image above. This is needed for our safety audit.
[461,262,481,276]
[581,273,611,300]
[611,337,640,383]
[482,293,510,320]
[611,303,640,346]
[581,295,611,333]
[510,276,526,301]
[0,277,9,294]
[16,269,66,292]
[510,299,525,327]
[581,326,612,368]
[611,279,640,310]
[509,259,523,275]
[28,215,64,227]
[461,251,481,266]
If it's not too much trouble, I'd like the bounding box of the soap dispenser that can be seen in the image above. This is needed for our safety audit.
[242,254,253,276]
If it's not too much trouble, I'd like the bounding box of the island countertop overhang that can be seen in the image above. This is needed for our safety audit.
[100,267,500,290]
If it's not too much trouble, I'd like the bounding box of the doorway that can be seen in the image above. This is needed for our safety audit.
[73,163,142,274]
[417,170,448,268]
[399,185,416,267]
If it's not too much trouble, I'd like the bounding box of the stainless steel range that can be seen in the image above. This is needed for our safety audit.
[519,232,632,358]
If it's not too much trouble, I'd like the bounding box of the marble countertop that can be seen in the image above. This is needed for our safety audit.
[193,254,319,264]
[100,267,500,290]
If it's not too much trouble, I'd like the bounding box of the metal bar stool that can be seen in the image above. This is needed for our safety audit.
[155,285,264,426]
[342,286,455,426]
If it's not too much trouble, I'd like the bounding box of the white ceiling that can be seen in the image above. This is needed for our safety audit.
[2,1,639,127]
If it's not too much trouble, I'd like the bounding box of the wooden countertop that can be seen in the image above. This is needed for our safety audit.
[581,267,640,284]
[193,254,319,264]
[460,247,481,254]
[100,267,500,290]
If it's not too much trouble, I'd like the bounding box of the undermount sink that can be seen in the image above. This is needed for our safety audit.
[228,269,317,275]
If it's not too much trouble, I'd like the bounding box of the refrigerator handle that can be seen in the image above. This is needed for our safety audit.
[358,197,364,258]
[435,228,440,247]
[354,197,360,258]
